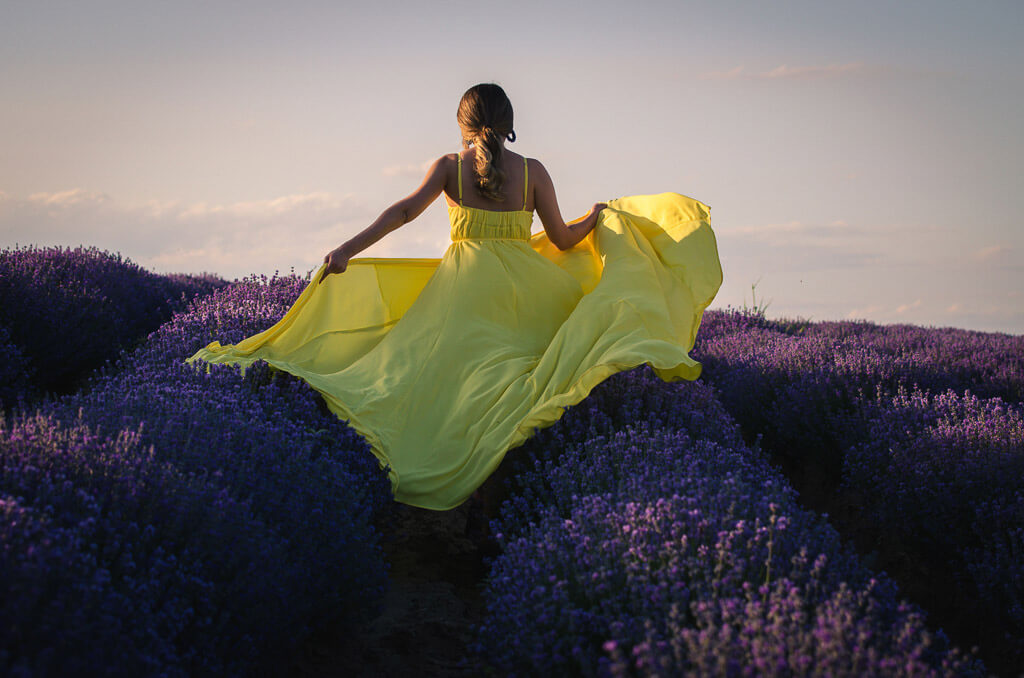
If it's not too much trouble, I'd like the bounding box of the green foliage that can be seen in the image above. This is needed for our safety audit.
[742,278,771,318]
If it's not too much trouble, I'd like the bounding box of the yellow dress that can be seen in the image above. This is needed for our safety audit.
[188,156,722,510]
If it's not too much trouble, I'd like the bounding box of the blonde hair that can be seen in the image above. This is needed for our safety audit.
[457,83,515,202]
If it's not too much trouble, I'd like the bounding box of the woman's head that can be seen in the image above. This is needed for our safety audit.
[457,83,514,202]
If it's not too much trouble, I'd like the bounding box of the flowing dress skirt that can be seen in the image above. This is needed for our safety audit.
[189,192,722,510]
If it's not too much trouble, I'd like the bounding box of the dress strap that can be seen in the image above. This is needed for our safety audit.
[457,153,463,206]
[522,157,528,210]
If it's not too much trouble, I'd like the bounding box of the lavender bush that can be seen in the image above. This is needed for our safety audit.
[3,251,1016,675]
[3,270,393,675]
[476,371,983,676]
[699,310,1024,406]
[496,371,752,537]
[607,577,973,677]
[839,385,1024,670]
[693,311,1024,463]
[0,245,226,406]
[693,309,1023,675]
[2,414,275,675]
[801,320,1024,402]
[0,326,33,409]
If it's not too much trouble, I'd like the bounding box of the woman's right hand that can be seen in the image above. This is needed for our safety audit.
[592,202,608,214]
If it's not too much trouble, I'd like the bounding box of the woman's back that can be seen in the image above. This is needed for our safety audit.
[443,147,533,213]
[442,146,587,253]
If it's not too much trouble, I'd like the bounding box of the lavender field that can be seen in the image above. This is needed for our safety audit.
[2,245,1021,677]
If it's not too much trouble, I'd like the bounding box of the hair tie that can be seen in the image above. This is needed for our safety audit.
[506,130,516,142]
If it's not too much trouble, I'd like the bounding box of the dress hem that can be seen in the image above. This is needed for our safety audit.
[189,347,702,512]
[389,352,702,511]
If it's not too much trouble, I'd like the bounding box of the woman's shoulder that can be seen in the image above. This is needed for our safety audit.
[434,152,459,178]
[525,156,550,179]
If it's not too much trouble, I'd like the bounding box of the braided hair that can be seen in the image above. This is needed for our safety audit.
[456,83,515,202]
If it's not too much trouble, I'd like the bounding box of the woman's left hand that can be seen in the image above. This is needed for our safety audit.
[319,246,351,284]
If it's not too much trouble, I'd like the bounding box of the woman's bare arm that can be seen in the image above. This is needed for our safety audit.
[532,159,606,251]
[320,155,449,282]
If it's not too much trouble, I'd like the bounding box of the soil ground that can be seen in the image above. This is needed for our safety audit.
[289,501,494,677]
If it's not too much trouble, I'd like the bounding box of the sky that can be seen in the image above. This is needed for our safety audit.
[2,0,1022,333]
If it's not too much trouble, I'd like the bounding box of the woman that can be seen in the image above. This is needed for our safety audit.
[189,83,722,511]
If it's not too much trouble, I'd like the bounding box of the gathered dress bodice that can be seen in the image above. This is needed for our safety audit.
[448,204,533,242]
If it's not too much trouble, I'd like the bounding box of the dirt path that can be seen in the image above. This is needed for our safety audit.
[289,501,493,677]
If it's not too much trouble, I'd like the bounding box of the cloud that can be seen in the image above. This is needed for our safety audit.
[719,218,882,273]
[382,159,434,178]
[846,304,884,319]
[846,299,922,320]
[895,299,922,314]
[973,244,1010,262]
[0,188,379,280]
[27,188,113,207]
[700,62,891,81]
[725,219,851,237]
[176,192,349,220]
